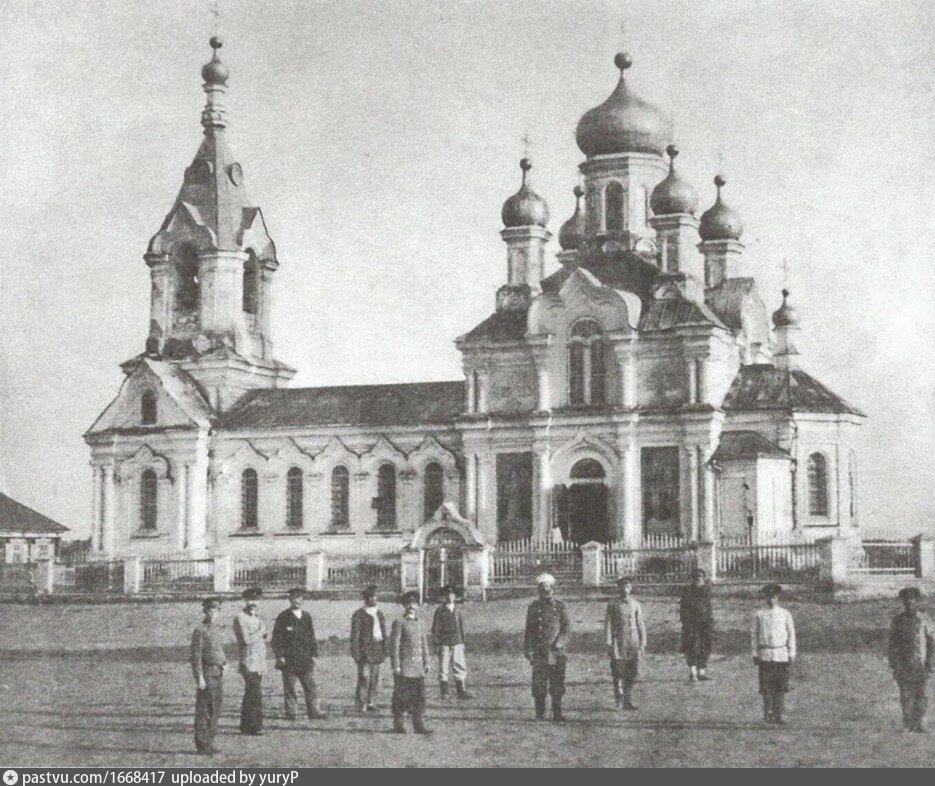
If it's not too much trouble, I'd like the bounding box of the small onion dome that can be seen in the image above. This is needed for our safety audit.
[650,145,698,216]
[558,185,586,249]
[699,175,743,241]
[575,53,673,158]
[501,158,550,228]
[772,289,800,328]
[201,36,229,86]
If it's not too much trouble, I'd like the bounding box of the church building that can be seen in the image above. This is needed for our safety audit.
[85,41,864,559]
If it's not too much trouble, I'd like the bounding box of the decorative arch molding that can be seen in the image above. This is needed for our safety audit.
[266,438,317,474]
[117,444,172,483]
[407,435,459,472]
[311,437,361,473]
[360,434,410,473]
[550,431,619,483]
[527,268,635,338]
[408,503,487,549]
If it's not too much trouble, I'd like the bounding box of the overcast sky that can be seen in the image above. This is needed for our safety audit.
[1,0,932,540]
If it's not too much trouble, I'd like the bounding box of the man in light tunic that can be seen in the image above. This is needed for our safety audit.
[232,586,267,735]
[751,583,796,725]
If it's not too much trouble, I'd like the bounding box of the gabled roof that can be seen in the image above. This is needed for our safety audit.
[722,364,865,416]
[711,431,790,462]
[458,309,528,344]
[541,252,659,302]
[220,381,465,430]
[0,492,69,534]
[639,297,726,331]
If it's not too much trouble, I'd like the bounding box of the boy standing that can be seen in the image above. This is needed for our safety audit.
[888,586,935,732]
[350,584,387,712]
[232,586,266,735]
[390,590,432,734]
[751,584,796,725]
[680,568,714,682]
[604,576,646,710]
[191,596,226,755]
[431,584,473,700]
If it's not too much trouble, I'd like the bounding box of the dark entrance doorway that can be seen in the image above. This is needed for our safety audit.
[423,527,465,598]
[555,458,610,544]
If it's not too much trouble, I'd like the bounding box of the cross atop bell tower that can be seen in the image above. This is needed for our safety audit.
[141,37,295,411]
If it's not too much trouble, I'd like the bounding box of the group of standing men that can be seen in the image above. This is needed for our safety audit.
[190,570,935,755]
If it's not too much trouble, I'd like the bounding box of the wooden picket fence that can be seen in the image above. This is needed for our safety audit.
[601,541,696,584]
[489,539,582,586]
[848,540,915,575]
[716,540,821,582]
[141,558,214,593]
[324,552,401,592]
[232,558,306,591]
[53,560,125,593]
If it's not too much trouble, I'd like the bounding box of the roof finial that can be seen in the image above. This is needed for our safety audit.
[519,157,532,186]
[714,174,726,201]
[614,51,632,76]
[666,144,679,173]
[201,36,229,130]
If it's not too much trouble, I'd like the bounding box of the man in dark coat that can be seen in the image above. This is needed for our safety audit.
[350,584,388,712]
[524,573,571,722]
[190,596,225,755]
[680,568,714,682]
[888,586,935,732]
[271,587,328,721]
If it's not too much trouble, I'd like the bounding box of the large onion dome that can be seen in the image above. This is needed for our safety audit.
[699,175,743,241]
[201,36,229,85]
[650,145,698,216]
[772,289,800,328]
[575,53,673,158]
[501,158,550,228]
[558,185,586,249]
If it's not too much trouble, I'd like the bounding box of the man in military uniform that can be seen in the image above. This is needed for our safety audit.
[524,573,571,722]
[190,596,226,755]
[888,586,935,732]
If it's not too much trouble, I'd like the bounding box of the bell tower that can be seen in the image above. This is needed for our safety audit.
[143,38,295,410]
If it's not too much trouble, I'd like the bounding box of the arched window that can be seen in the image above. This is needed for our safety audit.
[376,464,397,530]
[243,252,259,317]
[568,319,607,406]
[141,391,158,425]
[604,181,625,232]
[331,466,350,530]
[175,244,200,313]
[140,469,158,530]
[807,453,829,517]
[424,462,445,520]
[286,467,303,529]
[570,458,605,481]
[241,468,259,530]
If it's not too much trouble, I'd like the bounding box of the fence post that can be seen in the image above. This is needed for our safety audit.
[695,541,717,583]
[580,541,603,586]
[911,534,934,580]
[305,552,325,591]
[124,557,143,594]
[818,537,849,588]
[36,560,55,594]
[213,555,232,593]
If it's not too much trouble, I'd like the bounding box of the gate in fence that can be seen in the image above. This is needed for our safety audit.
[423,527,465,598]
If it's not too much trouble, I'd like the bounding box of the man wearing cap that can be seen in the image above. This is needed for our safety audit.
[431,584,473,701]
[524,573,571,722]
[605,576,646,710]
[390,590,432,734]
[680,568,714,682]
[350,584,387,712]
[888,586,935,732]
[191,597,226,755]
[271,588,328,722]
[751,584,796,725]
[232,587,267,735]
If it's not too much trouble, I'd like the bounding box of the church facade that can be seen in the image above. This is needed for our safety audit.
[85,41,865,559]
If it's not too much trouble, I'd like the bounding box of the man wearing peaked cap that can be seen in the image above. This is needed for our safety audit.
[889,586,935,732]
[524,573,570,722]
[752,583,796,725]
[233,587,267,735]
[432,584,473,701]
[191,597,225,755]
[271,586,328,722]
[390,590,432,733]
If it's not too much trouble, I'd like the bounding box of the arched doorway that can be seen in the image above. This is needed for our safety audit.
[423,527,466,598]
[556,458,610,544]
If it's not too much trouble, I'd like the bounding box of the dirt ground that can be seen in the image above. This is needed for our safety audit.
[0,595,931,767]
